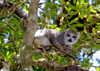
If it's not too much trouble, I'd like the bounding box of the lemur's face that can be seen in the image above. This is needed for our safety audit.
[64,29,80,45]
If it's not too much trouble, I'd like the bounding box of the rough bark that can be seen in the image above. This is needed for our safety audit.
[20,0,40,71]
[0,0,28,19]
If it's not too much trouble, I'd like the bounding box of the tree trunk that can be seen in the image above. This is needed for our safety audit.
[20,0,40,71]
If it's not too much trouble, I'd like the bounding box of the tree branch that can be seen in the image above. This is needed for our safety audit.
[33,61,88,71]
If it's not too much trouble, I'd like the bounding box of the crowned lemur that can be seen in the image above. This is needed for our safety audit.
[34,29,80,51]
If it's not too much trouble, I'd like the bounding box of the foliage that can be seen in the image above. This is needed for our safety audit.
[0,0,100,70]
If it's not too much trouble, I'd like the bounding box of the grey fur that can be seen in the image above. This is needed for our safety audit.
[34,29,80,50]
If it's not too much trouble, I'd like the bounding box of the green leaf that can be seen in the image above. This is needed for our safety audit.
[98,16,100,18]
[73,0,76,4]
[96,7,100,11]
[64,6,71,12]
[87,63,93,68]
[80,11,84,19]
[5,45,8,48]
[92,28,96,34]
[96,67,100,71]
[69,17,78,25]
[71,24,84,27]
[69,4,79,10]
[85,57,90,62]
[69,26,78,31]
[90,9,97,13]
[6,51,9,56]
[37,17,41,23]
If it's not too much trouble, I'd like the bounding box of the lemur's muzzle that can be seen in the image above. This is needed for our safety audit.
[68,39,72,42]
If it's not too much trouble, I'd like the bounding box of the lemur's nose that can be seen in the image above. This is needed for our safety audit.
[68,39,72,42]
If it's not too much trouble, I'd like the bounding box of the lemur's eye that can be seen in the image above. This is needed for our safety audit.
[67,34,70,37]
[73,36,76,38]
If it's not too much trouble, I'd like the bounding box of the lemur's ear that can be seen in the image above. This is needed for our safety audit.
[77,32,80,39]
[65,28,69,33]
